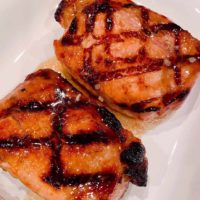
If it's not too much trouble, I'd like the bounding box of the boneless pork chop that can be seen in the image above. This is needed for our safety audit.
[54,0,200,120]
[0,69,147,200]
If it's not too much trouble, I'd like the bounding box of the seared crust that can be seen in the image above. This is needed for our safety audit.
[54,0,200,120]
[0,69,147,200]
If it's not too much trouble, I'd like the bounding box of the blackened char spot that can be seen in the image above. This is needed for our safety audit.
[121,142,145,165]
[61,131,109,145]
[69,17,78,35]
[163,89,190,106]
[61,35,82,46]
[121,142,148,186]
[97,107,125,142]
[124,159,148,186]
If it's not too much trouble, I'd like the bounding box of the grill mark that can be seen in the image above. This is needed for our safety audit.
[94,34,123,43]
[61,131,109,145]
[105,12,113,31]
[123,2,137,8]
[81,48,99,84]
[141,7,151,37]
[61,35,82,46]
[131,105,160,113]
[173,65,181,85]
[25,69,52,81]
[117,89,190,112]
[20,101,47,112]
[54,0,67,22]
[97,107,125,142]
[98,59,163,82]
[162,89,190,106]
[117,97,160,113]
[121,31,147,41]
[0,136,51,149]
[151,23,183,33]
[43,137,63,188]
[172,24,182,85]
[45,171,117,188]
[83,2,114,33]
[177,54,200,62]
[69,17,78,35]
[141,8,149,23]
[43,92,65,188]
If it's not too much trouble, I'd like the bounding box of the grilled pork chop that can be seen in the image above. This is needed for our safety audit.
[54,0,200,120]
[0,69,147,200]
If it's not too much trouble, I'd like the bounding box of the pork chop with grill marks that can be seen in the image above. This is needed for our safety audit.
[54,0,200,120]
[0,69,147,200]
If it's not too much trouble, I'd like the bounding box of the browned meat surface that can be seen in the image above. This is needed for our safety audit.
[54,0,200,120]
[0,69,147,200]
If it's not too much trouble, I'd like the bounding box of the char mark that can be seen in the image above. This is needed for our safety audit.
[61,35,82,46]
[121,142,145,165]
[117,97,161,113]
[141,8,149,22]
[55,0,67,22]
[83,2,114,32]
[97,107,125,142]
[61,131,109,145]
[123,3,137,8]
[151,23,182,33]
[44,171,116,188]
[131,104,160,113]
[81,48,99,84]
[121,31,146,41]
[163,89,190,106]
[69,17,78,35]
[20,101,47,112]
[124,159,148,187]
[121,142,147,186]
[106,13,113,31]
[173,65,181,85]
[43,138,63,188]
[0,136,51,149]
[98,59,163,82]
[25,69,51,81]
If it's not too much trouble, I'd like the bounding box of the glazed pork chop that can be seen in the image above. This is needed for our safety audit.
[54,0,200,120]
[0,69,147,200]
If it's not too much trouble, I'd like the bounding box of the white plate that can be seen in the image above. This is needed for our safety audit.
[0,0,200,200]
